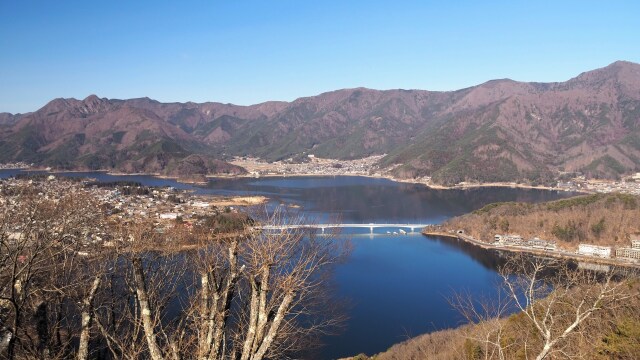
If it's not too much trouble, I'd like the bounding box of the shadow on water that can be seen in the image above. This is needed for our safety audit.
[425,235,510,271]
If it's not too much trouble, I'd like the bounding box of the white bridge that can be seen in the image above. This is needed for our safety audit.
[257,223,430,234]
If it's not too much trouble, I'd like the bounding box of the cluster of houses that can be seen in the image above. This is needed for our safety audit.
[234,155,385,177]
[494,232,640,262]
[1,177,237,242]
[555,174,640,196]
[493,234,557,250]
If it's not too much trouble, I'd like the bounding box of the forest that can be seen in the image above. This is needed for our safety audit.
[444,193,640,247]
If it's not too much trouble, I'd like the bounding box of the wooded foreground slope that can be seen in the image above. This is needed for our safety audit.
[353,285,640,359]
[348,261,640,360]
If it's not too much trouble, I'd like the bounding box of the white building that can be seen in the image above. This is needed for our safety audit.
[192,201,210,208]
[494,234,524,246]
[527,237,556,250]
[616,238,640,260]
[616,247,640,260]
[578,244,612,258]
[159,213,179,220]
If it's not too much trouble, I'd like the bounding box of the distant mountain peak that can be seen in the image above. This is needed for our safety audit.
[567,60,640,89]
[608,60,639,68]
[83,94,101,102]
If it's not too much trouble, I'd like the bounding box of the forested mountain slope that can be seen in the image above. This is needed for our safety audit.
[1,61,639,183]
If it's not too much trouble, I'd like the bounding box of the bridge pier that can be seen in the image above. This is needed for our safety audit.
[370,226,374,234]
[321,227,325,234]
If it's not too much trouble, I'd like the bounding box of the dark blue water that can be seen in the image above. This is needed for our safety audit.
[0,170,575,358]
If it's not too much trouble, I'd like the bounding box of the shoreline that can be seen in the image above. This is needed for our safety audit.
[206,172,576,193]
[2,167,586,193]
[423,231,640,269]
[14,168,211,185]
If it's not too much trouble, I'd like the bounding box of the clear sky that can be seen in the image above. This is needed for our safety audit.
[1,1,639,113]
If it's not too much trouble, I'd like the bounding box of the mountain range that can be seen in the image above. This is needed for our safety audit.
[1,61,639,184]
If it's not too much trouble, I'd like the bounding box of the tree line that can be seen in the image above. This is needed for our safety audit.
[446,193,640,246]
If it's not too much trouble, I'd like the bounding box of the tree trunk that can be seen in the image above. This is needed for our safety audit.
[77,275,101,360]
[0,324,12,359]
[252,292,295,360]
[212,240,241,358]
[251,268,270,355]
[240,280,260,360]
[536,343,552,360]
[35,302,50,358]
[132,256,164,360]
[198,272,211,359]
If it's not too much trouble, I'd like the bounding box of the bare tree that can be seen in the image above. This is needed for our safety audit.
[1,179,349,360]
[88,206,348,360]
[449,290,513,360]
[184,207,348,360]
[89,221,188,360]
[0,182,107,359]
[448,255,638,360]
[500,256,634,360]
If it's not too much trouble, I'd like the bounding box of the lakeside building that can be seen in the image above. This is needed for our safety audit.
[494,235,556,250]
[191,201,210,208]
[526,237,557,250]
[494,234,524,246]
[616,247,640,260]
[578,244,612,258]
[615,238,640,260]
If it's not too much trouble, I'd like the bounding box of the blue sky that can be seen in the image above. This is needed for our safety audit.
[1,1,638,113]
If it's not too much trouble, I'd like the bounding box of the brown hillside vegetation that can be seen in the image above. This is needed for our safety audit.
[444,193,640,248]
[359,290,640,360]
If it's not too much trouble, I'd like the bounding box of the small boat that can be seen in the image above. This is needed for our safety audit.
[399,229,407,235]
[393,231,398,235]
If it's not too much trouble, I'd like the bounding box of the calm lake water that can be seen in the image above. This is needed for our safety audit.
[0,170,575,359]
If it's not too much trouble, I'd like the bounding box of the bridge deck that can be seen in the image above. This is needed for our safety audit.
[257,223,430,232]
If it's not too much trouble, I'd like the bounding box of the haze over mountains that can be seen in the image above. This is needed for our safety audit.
[1,61,639,184]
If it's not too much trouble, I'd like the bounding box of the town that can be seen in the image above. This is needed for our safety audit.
[229,156,640,196]
[230,155,387,177]
[0,175,263,249]
[556,173,640,196]
[0,161,31,170]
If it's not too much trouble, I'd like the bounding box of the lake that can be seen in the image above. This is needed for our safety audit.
[0,170,575,358]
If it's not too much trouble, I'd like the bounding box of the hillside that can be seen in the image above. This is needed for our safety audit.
[1,61,640,183]
[443,193,640,248]
[0,112,23,126]
[0,96,245,176]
